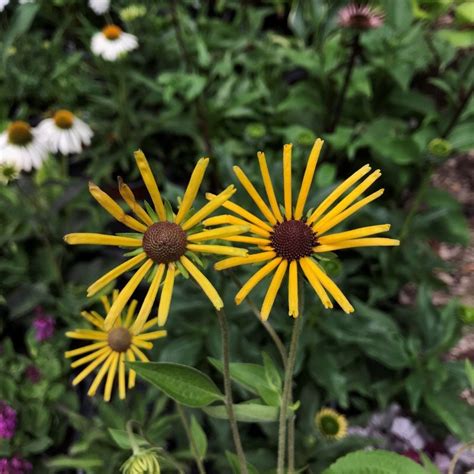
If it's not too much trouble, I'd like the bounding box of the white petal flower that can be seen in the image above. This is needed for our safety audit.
[91,25,138,61]
[88,0,110,15]
[0,0,10,12]
[0,121,48,172]
[37,110,93,155]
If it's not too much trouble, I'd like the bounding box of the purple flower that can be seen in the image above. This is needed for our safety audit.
[338,3,384,30]
[0,457,32,474]
[0,402,16,439]
[32,308,55,342]
[24,366,41,384]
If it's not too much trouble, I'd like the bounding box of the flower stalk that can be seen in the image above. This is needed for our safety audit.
[215,308,248,474]
[277,313,304,474]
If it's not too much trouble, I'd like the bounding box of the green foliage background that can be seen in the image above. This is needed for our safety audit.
[0,0,473,472]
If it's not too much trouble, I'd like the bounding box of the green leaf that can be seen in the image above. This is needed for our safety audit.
[128,362,224,408]
[209,357,267,394]
[323,449,427,474]
[225,451,260,474]
[190,416,207,460]
[465,359,474,389]
[420,452,442,474]
[425,391,473,441]
[46,456,103,470]
[2,4,40,64]
[108,428,148,450]
[203,403,280,423]
[456,2,474,24]
[262,352,282,392]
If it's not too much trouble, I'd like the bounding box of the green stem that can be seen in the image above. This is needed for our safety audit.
[277,313,304,474]
[175,402,207,474]
[125,420,141,455]
[215,308,248,474]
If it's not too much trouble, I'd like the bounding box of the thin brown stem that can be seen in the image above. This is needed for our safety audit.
[327,33,360,133]
[448,441,474,474]
[216,308,249,474]
[176,403,206,474]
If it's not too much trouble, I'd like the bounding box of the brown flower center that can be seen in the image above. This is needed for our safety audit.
[102,24,122,40]
[350,13,372,28]
[271,219,317,261]
[108,327,132,352]
[7,121,33,146]
[142,222,187,264]
[54,110,75,129]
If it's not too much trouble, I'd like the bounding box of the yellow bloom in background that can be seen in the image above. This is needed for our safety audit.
[206,139,399,319]
[64,151,248,330]
[315,408,348,440]
[65,292,167,401]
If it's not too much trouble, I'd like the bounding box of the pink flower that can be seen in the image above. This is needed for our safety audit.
[0,402,16,439]
[0,457,32,474]
[338,3,384,30]
[32,307,55,342]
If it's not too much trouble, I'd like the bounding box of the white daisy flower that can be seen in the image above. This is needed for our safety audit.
[37,110,93,155]
[0,121,48,172]
[88,0,110,15]
[91,25,138,61]
[0,0,9,12]
[0,162,20,185]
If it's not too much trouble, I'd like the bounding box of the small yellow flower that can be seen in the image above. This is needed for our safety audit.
[65,151,248,329]
[65,292,167,401]
[207,139,399,319]
[315,408,348,440]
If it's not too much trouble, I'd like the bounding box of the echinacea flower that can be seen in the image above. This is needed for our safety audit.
[338,3,384,30]
[89,0,110,15]
[37,110,93,155]
[0,121,48,172]
[315,408,348,440]
[208,139,399,319]
[32,308,55,341]
[0,402,16,439]
[91,25,138,61]
[65,293,167,401]
[64,151,248,329]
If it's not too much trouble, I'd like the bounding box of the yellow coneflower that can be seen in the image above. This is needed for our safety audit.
[64,151,248,330]
[65,292,167,401]
[206,139,399,319]
[315,408,348,440]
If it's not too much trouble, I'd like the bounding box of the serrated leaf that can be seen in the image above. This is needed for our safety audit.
[128,362,224,408]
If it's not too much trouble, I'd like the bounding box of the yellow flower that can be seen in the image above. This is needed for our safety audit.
[207,139,399,319]
[65,292,167,401]
[65,151,248,329]
[315,408,348,440]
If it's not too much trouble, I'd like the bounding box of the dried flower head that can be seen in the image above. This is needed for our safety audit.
[338,3,384,30]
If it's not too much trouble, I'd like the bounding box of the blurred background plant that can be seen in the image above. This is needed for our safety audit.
[0,0,473,472]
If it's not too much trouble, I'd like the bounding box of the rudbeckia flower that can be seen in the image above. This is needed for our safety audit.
[37,110,93,155]
[207,139,399,319]
[0,121,48,172]
[65,293,167,401]
[91,24,138,61]
[65,151,248,329]
[315,408,348,440]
